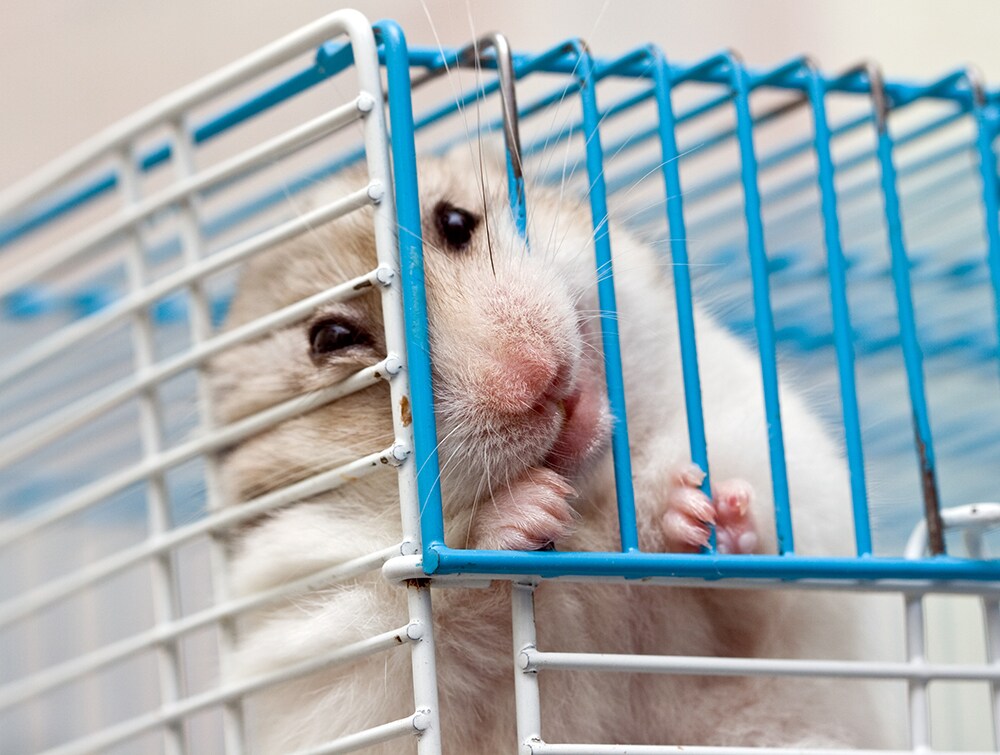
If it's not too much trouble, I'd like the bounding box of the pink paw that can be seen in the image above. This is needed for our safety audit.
[473,468,578,551]
[660,464,758,555]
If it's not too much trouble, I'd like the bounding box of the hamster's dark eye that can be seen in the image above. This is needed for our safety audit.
[308,318,369,358]
[434,202,479,250]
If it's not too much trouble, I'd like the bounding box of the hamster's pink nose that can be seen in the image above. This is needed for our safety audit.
[482,353,571,415]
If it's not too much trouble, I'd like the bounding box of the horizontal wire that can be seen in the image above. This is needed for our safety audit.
[524,650,1000,682]
[290,714,422,755]
[0,358,391,554]
[0,95,368,298]
[0,266,387,467]
[0,184,377,388]
[0,11,371,216]
[37,623,415,755]
[531,745,999,755]
[0,545,398,710]
[0,439,399,628]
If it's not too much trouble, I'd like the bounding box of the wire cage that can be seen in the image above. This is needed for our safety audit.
[1,8,999,754]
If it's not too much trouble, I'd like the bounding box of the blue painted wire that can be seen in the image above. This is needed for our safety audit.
[570,41,640,553]
[647,47,715,551]
[374,21,446,557]
[874,112,945,554]
[969,90,1000,385]
[726,54,796,555]
[804,64,873,556]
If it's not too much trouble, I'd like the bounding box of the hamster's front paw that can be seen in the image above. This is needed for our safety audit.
[660,464,758,555]
[471,467,578,551]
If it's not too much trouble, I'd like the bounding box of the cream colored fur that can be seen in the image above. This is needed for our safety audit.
[211,153,905,753]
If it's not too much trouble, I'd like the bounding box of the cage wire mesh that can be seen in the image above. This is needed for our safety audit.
[1,8,1000,755]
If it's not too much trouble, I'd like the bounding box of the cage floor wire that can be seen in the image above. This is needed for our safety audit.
[1,8,999,755]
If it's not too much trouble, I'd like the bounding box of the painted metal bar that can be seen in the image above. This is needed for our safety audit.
[0,186,377,388]
[464,34,528,240]
[0,96,368,297]
[116,146,186,755]
[0,362,397,553]
[291,714,425,755]
[905,594,931,750]
[965,67,1000,387]
[570,39,640,553]
[513,582,544,753]
[372,20,444,755]
[5,46,997,255]
[530,745,998,755]
[803,63,872,555]
[36,625,417,755]
[0,440,403,629]
[0,12,379,217]
[862,61,946,555]
[374,20,446,557]
[427,545,1000,582]
[524,649,1000,681]
[0,546,397,711]
[167,117,247,754]
[0,268,386,468]
[987,594,1000,745]
[727,52,795,554]
[0,63,335,249]
[647,46,714,550]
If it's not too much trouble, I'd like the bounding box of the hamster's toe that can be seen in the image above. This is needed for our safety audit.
[712,478,758,554]
[659,465,758,554]
[660,463,715,553]
[471,467,578,551]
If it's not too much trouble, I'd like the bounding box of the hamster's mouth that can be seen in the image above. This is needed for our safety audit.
[540,373,610,477]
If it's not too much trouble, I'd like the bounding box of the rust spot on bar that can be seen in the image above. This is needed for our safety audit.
[400,395,412,426]
[915,433,945,555]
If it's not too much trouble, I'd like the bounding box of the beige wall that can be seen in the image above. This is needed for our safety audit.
[2,0,1000,188]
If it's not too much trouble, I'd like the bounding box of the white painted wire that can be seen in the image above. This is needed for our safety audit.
[0,10,441,755]
[0,546,398,710]
[117,145,186,755]
[167,115,247,754]
[36,625,418,755]
[0,182,378,387]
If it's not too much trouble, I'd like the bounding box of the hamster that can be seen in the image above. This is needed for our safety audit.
[210,149,904,753]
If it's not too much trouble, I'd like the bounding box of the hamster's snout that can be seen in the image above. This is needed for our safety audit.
[477,338,573,417]
[431,273,611,492]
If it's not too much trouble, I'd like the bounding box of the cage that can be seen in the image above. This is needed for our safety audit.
[1,7,999,754]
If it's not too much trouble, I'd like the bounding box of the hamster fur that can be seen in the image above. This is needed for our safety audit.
[211,151,904,753]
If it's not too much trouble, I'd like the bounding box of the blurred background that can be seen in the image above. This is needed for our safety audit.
[4,0,1000,188]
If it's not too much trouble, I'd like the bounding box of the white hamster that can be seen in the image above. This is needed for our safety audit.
[210,150,903,753]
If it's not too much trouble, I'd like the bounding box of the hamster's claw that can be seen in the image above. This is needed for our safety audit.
[660,465,757,555]
[471,467,578,551]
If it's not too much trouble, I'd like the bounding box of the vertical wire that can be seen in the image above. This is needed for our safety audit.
[374,21,446,559]
[167,119,247,753]
[965,70,1000,390]
[116,146,186,755]
[905,591,932,749]
[965,528,1000,748]
[512,582,543,752]
[371,19,444,753]
[574,42,640,553]
[805,65,873,555]
[648,48,715,551]
[729,55,795,555]
[869,79,946,555]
